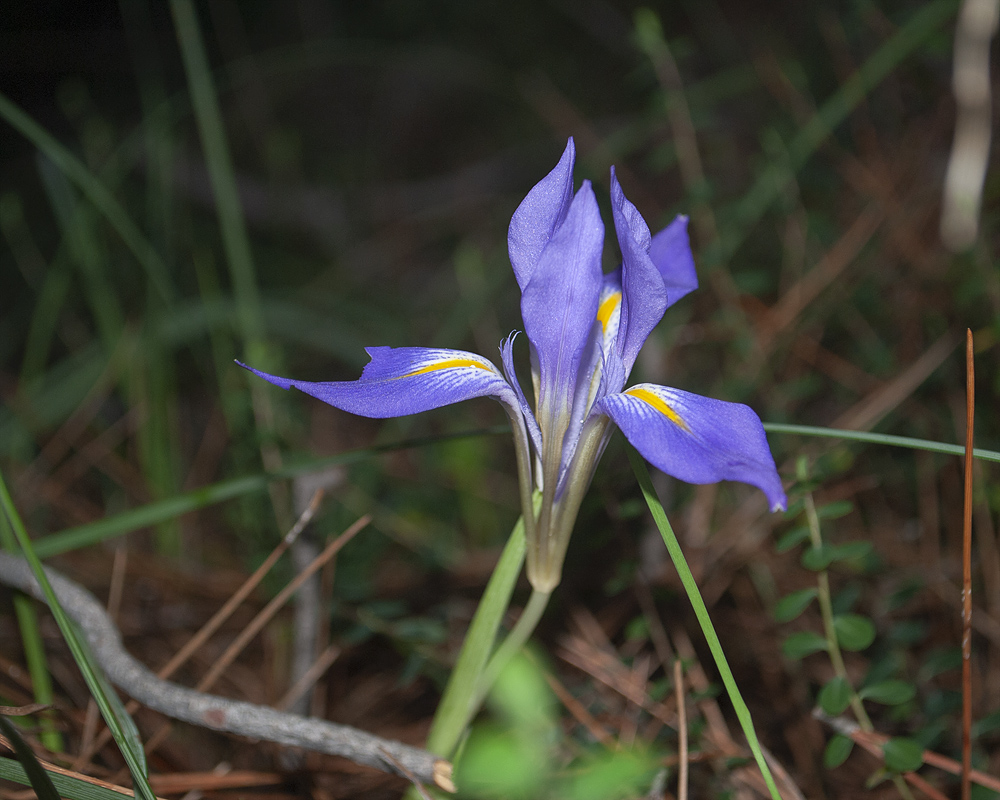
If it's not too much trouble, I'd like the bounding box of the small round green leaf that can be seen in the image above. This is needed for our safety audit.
[859,680,916,705]
[823,733,854,768]
[776,525,811,553]
[801,545,834,570]
[817,500,854,520]
[782,631,828,659]
[834,614,875,651]
[774,588,818,623]
[818,675,852,715]
[882,737,924,773]
[829,541,874,563]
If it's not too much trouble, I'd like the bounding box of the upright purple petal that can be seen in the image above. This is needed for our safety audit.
[520,180,604,411]
[507,139,576,290]
[611,169,668,375]
[597,383,786,511]
[238,346,518,418]
[649,215,697,306]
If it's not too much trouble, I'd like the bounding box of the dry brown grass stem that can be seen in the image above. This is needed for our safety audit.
[962,329,974,800]
[674,659,688,800]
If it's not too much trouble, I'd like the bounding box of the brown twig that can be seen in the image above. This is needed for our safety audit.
[0,533,453,789]
[674,659,688,800]
[962,329,974,800]
[816,711,1000,794]
[76,489,326,766]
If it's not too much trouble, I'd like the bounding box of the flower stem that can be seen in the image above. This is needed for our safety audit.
[803,491,916,800]
[472,587,552,714]
[425,495,541,760]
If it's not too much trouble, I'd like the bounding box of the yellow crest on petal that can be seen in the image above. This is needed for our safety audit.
[624,387,689,431]
[596,291,622,335]
[404,358,494,378]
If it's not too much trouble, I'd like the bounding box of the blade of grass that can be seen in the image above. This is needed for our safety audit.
[0,755,143,800]
[0,471,155,800]
[0,512,62,753]
[627,446,781,800]
[36,155,124,349]
[0,718,61,800]
[0,91,173,302]
[169,0,288,531]
[761,422,1000,463]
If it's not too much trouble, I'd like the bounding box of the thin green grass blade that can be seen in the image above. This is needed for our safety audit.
[0,756,145,800]
[0,515,63,752]
[36,156,124,348]
[0,471,155,800]
[425,506,531,758]
[627,446,781,800]
[19,256,73,387]
[762,422,1000,463]
[0,717,61,800]
[0,91,173,302]
[32,426,508,558]
[168,0,266,361]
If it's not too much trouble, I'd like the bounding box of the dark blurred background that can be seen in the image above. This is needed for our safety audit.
[1,1,998,797]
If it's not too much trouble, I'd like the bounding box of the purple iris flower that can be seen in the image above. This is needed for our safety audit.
[240,139,785,591]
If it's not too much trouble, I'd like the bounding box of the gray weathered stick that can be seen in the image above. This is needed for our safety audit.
[0,552,454,792]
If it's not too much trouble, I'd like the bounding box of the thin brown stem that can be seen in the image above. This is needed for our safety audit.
[962,328,975,800]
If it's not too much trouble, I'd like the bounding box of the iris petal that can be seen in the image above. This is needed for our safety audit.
[507,138,576,291]
[238,346,518,419]
[649,215,698,306]
[520,180,604,410]
[597,383,786,511]
[610,169,668,374]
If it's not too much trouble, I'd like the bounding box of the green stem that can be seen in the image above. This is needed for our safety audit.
[803,493,916,800]
[425,509,531,758]
[473,587,552,714]
[804,494,869,728]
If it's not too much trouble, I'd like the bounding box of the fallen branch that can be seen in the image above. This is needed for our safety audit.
[0,552,454,793]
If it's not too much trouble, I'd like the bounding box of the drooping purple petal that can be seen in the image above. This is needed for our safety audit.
[610,168,668,375]
[597,383,786,511]
[520,180,604,411]
[238,346,518,419]
[507,138,576,291]
[649,215,697,306]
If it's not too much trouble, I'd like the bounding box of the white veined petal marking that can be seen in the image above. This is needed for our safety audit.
[624,387,690,431]
[402,358,497,378]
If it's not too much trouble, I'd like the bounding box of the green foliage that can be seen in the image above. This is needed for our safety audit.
[0,717,60,800]
[881,737,924,773]
[823,734,854,769]
[454,652,656,800]
[833,614,876,652]
[782,631,828,659]
[774,587,818,622]
[859,680,917,706]
[818,676,852,715]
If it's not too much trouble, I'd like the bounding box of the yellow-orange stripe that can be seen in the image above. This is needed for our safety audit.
[596,292,622,334]
[624,387,689,430]
[403,358,493,378]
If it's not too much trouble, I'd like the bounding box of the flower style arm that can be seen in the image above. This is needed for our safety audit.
[238,346,520,419]
[597,384,787,512]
